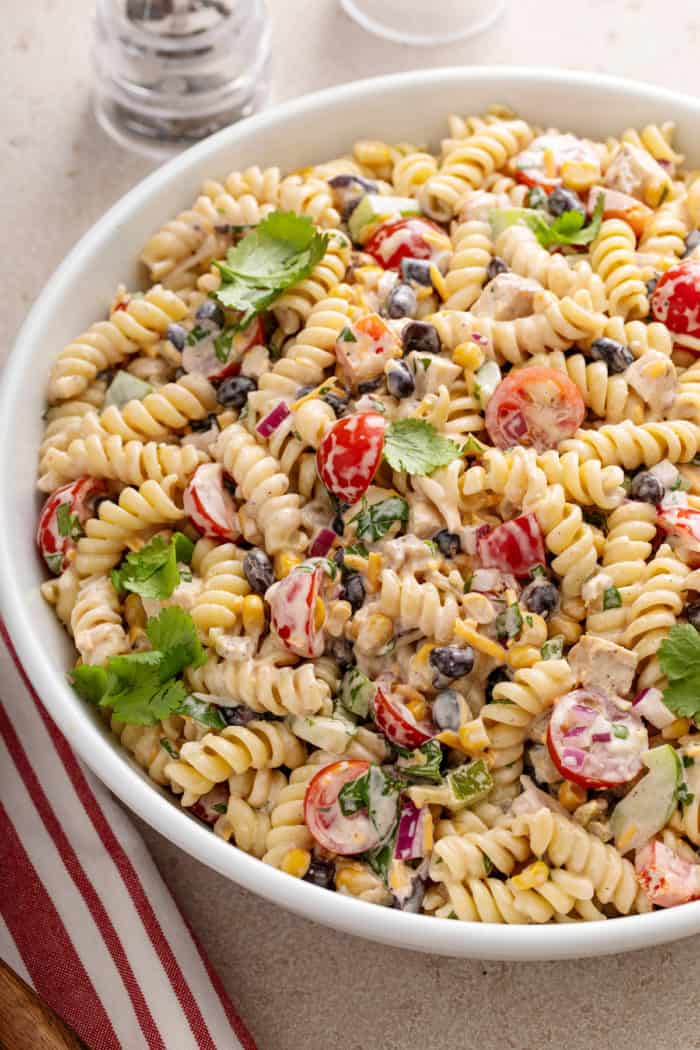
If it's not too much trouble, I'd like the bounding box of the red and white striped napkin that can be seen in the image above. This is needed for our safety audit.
[0,625,257,1050]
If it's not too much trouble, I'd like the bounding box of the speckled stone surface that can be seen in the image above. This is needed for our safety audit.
[3,2,700,1046]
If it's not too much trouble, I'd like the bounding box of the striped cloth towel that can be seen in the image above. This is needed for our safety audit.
[0,626,257,1050]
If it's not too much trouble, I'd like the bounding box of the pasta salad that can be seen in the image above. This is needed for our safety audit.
[38,108,700,923]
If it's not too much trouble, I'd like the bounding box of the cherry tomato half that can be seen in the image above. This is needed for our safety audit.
[304,759,380,855]
[267,561,326,659]
[477,513,546,578]
[635,840,700,908]
[513,133,599,192]
[657,504,700,556]
[652,259,700,346]
[372,686,434,749]
[485,366,586,453]
[547,688,648,790]
[183,462,239,541]
[364,217,447,272]
[37,477,108,575]
[586,186,651,239]
[336,313,400,388]
[316,412,386,505]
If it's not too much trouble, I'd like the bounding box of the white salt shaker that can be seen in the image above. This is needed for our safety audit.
[92,0,271,157]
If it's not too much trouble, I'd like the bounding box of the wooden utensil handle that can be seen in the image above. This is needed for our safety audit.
[0,958,87,1049]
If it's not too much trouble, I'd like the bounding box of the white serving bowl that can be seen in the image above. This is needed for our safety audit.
[3,67,700,960]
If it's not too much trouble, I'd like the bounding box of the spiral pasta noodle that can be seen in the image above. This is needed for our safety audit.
[70,575,128,666]
[560,419,700,470]
[590,219,649,320]
[39,433,205,491]
[186,654,332,717]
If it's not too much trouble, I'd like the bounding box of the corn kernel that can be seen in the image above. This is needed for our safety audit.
[415,284,435,301]
[560,159,599,191]
[435,729,461,750]
[314,597,326,630]
[543,148,557,179]
[663,717,691,740]
[405,697,428,722]
[281,848,311,879]
[335,860,367,894]
[242,594,265,634]
[512,860,549,891]
[558,781,587,811]
[274,551,302,579]
[415,642,437,667]
[429,264,448,302]
[342,553,369,573]
[453,340,485,372]
[458,718,490,754]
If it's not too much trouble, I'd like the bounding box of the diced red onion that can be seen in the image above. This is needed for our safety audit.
[395,799,427,861]
[562,747,586,771]
[592,731,612,743]
[256,401,290,437]
[632,687,676,729]
[470,332,488,345]
[563,724,587,738]
[309,527,336,558]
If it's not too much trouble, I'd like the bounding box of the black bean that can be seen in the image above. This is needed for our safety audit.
[401,258,433,286]
[433,529,460,558]
[357,377,382,395]
[328,636,354,671]
[96,368,115,382]
[195,299,225,328]
[395,877,425,913]
[243,548,275,593]
[629,471,665,505]
[684,230,700,258]
[331,513,345,536]
[385,283,417,319]
[304,858,336,890]
[189,412,219,433]
[166,323,187,351]
[321,391,349,417]
[432,689,462,731]
[220,705,257,726]
[520,579,559,618]
[341,573,366,612]
[334,547,345,569]
[216,375,257,408]
[386,360,415,399]
[402,320,441,356]
[485,667,511,704]
[327,174,377,220]
[486,256,509,282]
[646,275,659,297]
[589,337,634,374]
[526,186,548,210]
[685,600,700,632]
[546,187,585,219]
[429,645,474,680]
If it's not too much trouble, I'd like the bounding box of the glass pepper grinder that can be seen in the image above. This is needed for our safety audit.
[92,0,271,158]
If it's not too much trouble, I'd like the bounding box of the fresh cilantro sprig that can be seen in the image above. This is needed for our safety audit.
[56,502,84,541]
[490,193,604,250]
[111,532,194,600]
[349,496,409,541]
[71,607,208,726]
[383,419,462,476]
[659,624,700,718]
[212,211,329,347]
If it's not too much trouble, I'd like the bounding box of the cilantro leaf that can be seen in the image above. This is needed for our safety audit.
[71,664,109,704]
[660,624,700,680]
[603,586,622,610]
[541,635,565,661]
[177,695,227,730]
[146,606,205,680]
[213,211,329,332]
[383,419,462,475]
[489,193,604,251]
[395,740,443,782]
[338,770,370,816]
[111,533,192,600]
[349,497,409,541]
[56,502,84,541]
[661,677,700,719]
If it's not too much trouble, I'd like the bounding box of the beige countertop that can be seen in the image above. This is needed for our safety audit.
[3,1,700,1047]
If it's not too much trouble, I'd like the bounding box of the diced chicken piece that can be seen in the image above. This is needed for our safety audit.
[510,775,568,817]
[471,273,542,321]
[408,352,462,398]
[336,313,401,388]
[625,350,677,415]
[604,144,672,207]
[408,496,443,539]
[456,190,509,223]
[635,841,700,907]
[382,533,441,573]
[142,574,203,621]
[529,744,561,785]
[568,635,638,698]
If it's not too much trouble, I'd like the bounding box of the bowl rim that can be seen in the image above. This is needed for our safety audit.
[5,64,700,960]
